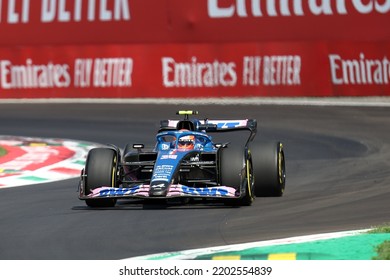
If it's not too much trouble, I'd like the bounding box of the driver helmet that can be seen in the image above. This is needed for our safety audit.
[178,135,195,150]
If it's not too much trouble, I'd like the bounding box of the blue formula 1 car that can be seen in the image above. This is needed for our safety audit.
[78,111,286,207]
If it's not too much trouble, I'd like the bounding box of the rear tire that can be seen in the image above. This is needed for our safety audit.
[251,141,286,197]
[84,148,117,207]
[220,145,254,206]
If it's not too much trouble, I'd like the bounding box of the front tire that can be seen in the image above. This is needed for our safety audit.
[220,145,254,206]
[84,148,118,207]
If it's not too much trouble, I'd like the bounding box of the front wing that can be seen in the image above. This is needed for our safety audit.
[80,184,240,200]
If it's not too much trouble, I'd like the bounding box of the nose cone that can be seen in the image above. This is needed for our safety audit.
[149,181,169,197]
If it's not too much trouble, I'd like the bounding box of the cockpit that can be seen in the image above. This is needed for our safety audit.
[155,131,214,152]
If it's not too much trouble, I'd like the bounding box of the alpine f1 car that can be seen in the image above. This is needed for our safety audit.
[78,111,286,207]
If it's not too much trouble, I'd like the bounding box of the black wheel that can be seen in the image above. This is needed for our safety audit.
[251,141,286,197]
[220,145,254,206]
[84,148,117,207]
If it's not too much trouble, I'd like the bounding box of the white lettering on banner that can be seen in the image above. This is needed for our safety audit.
[74,59,93,87]
[41,0,130,22]
[208,0,390,18]
[74,58,133,88]
[162,56,301,88]
[0,59,71,89]
[0,57,133,90]
[329,53,390,85]
[0,0,131,23]
[93,58,133,87]
[0,0,30,23]
[243,56,261,85]
[162,57,237,87]
[243,55,301,86]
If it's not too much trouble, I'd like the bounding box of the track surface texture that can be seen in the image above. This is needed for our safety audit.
[0,103,389,259]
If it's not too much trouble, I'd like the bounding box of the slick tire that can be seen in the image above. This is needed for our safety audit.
[220,145,254,206]
[251,141,286,197]
[84,148,117,207]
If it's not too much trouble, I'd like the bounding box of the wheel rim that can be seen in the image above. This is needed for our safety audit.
[278,144,286,190]
[111,155,117,187]
[246,151,255,201]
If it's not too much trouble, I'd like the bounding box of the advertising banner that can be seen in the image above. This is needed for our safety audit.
[0,42,389,98]
[0,0,389,98]
[0,0,389,45]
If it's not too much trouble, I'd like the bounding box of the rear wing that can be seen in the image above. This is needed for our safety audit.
[159,110,257,143]
[159,118,257,143]
[201,119,257,133]
[160,119,256,132]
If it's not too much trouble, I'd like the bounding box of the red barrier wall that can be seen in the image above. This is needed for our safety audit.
[0,0,389,98]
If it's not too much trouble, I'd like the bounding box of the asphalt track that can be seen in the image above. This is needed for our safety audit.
[0,103,389,260]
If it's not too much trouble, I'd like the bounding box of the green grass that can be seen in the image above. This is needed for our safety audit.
[0,146,7,157]
[368,224,390,234]
[370,224,390,260]
[372,241,390,260]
